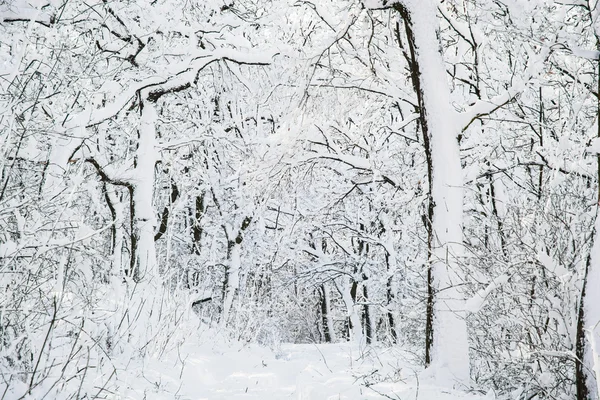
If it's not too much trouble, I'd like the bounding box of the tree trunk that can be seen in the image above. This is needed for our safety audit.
[220,216,251,326]
[396,0,469,383]
[382,216,398,343]
[320,283,335,342]
[129,102,158,281]
[340,276,363,343]
[578,210,600,400]
[363,283,373,344]
[221,240,241,325]
[576,46,600,400]
[192,193,205,255]
[104,185,125,280]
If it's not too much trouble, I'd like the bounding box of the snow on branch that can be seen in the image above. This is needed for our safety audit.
[0,0,54,26]
[570,47,600,60]
[61,49,277,129]
[304,152,371,170]
[145,49,275,103]
[458,46,551,134]
[465,272,511,313]
[438,3,482,48]
[84,157,133,188]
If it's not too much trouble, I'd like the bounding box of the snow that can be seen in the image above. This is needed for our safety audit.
[457,46,550,133]
[570,47,600,60]
[588,137,600,155]
[0,239,17,257]
[58,337,489,400]
[439,3,483,46]
[303,151,371,170]
[1,314,494,400]
[2,0,592,398]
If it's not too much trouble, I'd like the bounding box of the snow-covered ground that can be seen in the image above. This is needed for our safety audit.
[111,338,489,400]
[2,306,491,400]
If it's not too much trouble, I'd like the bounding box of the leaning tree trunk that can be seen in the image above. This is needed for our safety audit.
[396,0,469,384]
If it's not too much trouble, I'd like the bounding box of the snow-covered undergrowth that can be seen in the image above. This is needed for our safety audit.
[1,277,487,400]
[117,339,490,400]
[4,315,491,400]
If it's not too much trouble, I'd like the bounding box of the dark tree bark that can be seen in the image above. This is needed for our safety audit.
[320,285,333,343]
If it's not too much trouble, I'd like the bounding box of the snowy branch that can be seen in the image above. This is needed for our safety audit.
[0,0,54,26]
[458,46,551,133]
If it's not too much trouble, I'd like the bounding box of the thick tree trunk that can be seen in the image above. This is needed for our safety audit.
[578,210,600,400]
[129,102,158,281]
[396,0,469,383]
[576,49,600,400]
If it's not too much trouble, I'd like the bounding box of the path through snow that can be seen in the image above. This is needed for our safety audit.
[115,340,491,400]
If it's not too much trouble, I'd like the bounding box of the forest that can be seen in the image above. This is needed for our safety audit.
[2,0,600,399]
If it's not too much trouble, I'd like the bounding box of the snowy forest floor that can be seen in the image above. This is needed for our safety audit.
[111,336,490,400]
